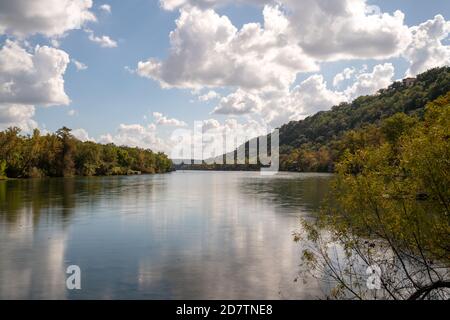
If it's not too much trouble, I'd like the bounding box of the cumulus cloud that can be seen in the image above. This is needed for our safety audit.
[0,40,70,106]
[158,0,411,62]
[137,5,317,91]
[212,89,262,115]
[333,67,355,87]
[153,112,187,127]
[259,74,346,126]
[72,128,95,141]
[72,59,88,71]
[169,117,269,160]
[0,0,96,38]
[198,90,220,102]
[99,4,112,13]
[344,63,395,100]
[0,40,70,130]
[0,104,37,131]
[207,74,346,126]
[86,30,118,48]
[288,75,347,118]
[265,64,394,126]
[99,123,170,152]
[100,118,270,160]
[403,14,450,76]
[137,0,414,130]
[284,0,411,61]
[211,64,395,127]
[200,118,267,157]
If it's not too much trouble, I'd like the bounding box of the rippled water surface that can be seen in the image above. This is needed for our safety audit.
[0,171,331,299]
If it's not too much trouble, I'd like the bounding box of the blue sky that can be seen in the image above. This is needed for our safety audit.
[0,0,449,155]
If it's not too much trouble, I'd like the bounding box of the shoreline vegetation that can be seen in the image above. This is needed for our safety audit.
[0,127,173,180]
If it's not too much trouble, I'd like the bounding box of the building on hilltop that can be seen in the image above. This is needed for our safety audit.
[402,77,416,87]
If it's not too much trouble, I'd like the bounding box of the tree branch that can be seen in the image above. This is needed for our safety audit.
[408,281,450,300]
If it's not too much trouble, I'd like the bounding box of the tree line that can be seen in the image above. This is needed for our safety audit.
[0,127,172,179]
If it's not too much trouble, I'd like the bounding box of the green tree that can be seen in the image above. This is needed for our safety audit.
[75,142,101,176]
[0,160,6,179]
[56,127,76,177]
[381,113,417,145]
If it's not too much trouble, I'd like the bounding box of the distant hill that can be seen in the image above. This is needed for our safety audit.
[180,66,450,172]
[279,67,450,152]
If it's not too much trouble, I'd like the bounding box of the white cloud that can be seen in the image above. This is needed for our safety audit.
[153,112,187,127]
[261,74,347,126]
[72,128,95,142]
[288,75,347,118]
[158,0,411,62]
[99,123,170,152]
[263,63,394,126]
[205,74,346,127]
[0,0,96,38]
[99,4,112,14]
[137,1,413,131]
[284,0,411,61]
[169,117,269,160]
[86,30,118,48]
[0,40,70,106]
[333,67,355,87]
[265,64,394,126]
[344,63,395,100]
[51,39,61,48]
[124,66,136,74]
[198,90,220,102]
[98,118,269,159]
[0,40,70,131]
[200,118,268,158]
[212,89,262,115]
[403,14,450,76]
[210,64,394,128]
[0,104,37,131]
[72,59,88,71]
[137,5,317,91]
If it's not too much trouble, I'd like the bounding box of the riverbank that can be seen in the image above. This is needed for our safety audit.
[0,170,175,180]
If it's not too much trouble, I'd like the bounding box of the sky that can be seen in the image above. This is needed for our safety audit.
[0,0,449,158]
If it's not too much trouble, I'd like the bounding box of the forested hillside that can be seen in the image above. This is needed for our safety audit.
[278,67,450,171]
[0,127,172,179]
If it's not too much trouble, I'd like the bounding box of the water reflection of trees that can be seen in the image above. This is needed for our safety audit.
[239,174,332,213]
[0,178,79,226]
[0,176,160,227]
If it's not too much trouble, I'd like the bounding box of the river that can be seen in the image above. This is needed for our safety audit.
[0,171,331,299]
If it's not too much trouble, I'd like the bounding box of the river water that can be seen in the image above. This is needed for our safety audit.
[0,171,331,299]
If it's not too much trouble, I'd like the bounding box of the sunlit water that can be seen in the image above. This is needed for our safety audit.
[0,171,331,299]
